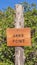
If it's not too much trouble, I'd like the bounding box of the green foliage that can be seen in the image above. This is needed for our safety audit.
[0,7,15,65]
[0,2,37,65]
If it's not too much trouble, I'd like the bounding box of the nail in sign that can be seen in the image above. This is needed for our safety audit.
[6,28,31,46]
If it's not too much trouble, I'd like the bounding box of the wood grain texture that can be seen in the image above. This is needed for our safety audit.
[15,4,25,65]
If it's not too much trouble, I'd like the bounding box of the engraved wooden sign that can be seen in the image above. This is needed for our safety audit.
[6,28,31,46]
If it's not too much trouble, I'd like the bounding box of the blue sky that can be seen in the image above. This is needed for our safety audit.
[0,0,37,10]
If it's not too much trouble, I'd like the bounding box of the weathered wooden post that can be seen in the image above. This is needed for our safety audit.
[15,4,25,65]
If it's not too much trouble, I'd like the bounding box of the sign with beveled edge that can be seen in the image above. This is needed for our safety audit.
[6,28,31,46]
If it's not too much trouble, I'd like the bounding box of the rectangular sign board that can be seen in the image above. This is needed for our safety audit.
[6,28,31,46]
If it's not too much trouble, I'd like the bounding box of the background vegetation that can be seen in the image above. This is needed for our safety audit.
[0,2,37,65]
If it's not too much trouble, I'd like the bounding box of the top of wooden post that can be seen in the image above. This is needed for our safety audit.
[15,4,24,11]
[15,4,24,28]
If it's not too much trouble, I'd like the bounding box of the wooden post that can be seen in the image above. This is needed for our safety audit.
[15,4,25,65]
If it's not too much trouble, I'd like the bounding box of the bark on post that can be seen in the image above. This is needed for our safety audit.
[15,4,25,65]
